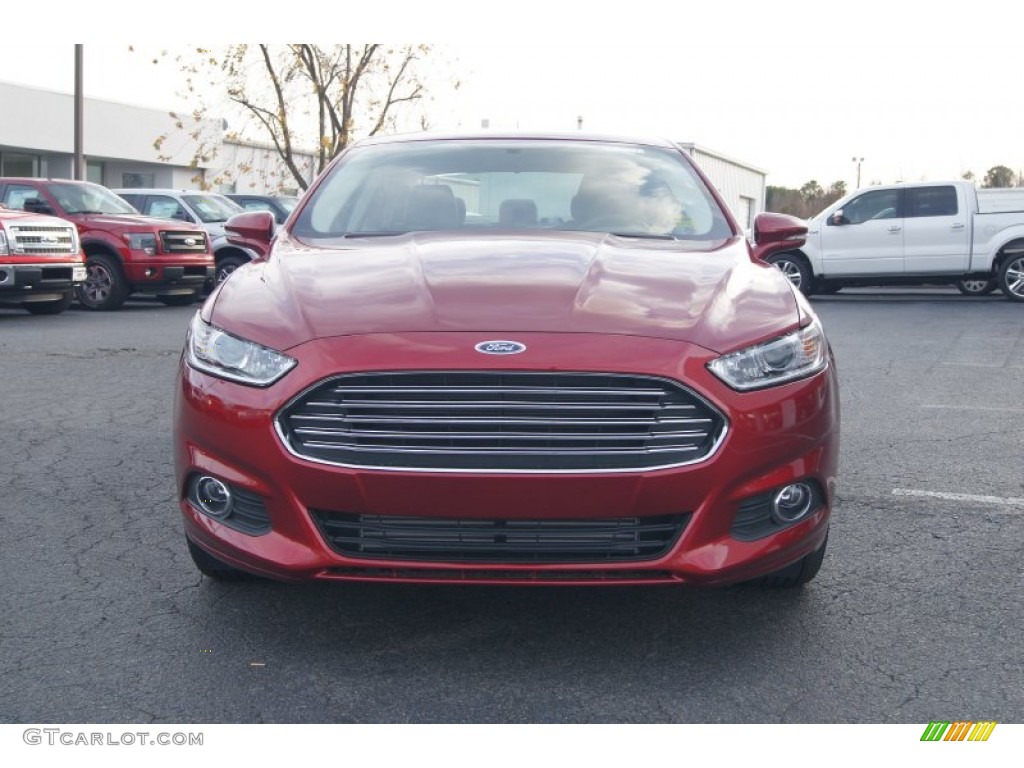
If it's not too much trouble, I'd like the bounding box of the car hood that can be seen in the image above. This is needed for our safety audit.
[210,231,800,354]
[69,212,206,231]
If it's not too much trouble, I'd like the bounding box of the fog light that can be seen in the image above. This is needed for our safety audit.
[771,482,814,524]
[193,475,233,519]
[145,268,156,277]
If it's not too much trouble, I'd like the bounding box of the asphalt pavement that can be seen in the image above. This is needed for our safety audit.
[0,289,1021,723]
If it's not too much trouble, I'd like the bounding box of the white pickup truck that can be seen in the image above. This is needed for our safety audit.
[765,180,1024,300]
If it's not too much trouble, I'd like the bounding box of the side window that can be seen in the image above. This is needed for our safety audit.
[906,186,958,218]
[242,200,272,212]
[4,184,44,210]
[835,189,900,225]
[145,196,191,221]
[118,194,143,212]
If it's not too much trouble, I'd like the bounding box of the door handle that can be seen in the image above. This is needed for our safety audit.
[951,223,965,230]
[887,226,902,233]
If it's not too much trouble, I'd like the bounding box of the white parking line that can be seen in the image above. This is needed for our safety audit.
[920,404,1024,413]
[939,362,1006,368]
[892,488,1024,510]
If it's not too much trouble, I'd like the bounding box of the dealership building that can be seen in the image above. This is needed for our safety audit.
[0,80,767,223]
[0,80,316,194]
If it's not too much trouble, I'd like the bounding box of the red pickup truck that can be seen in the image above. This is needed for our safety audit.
[0,178,214,310]
[0,205,86,314]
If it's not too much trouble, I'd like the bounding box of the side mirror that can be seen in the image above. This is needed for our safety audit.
[225,210,275,258]
[750,212,808,262]
[828,210,847,226]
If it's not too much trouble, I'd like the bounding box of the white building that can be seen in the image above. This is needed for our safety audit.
[0,80,315,193]
[0,81,769,216]
[677,142,767,230]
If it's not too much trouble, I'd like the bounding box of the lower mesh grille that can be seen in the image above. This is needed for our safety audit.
[312,511,689,564]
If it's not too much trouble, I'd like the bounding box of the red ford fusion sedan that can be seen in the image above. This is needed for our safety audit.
[174,133,839,587]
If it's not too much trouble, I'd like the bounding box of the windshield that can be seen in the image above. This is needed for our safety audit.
[292,139,733,242]
[46,182,138,215]
[183,194,244,223]
[277,197,298,214]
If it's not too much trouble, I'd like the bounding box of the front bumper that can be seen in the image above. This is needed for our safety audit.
[173,332,839,585]
[0,261,85,302]
[124,260,214,294]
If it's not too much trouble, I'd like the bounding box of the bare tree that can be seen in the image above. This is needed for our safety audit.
[156,44,439,192]
[767,180,850,218]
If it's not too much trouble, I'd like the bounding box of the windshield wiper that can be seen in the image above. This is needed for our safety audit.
[65,209,110,215]
[607,231,679,240]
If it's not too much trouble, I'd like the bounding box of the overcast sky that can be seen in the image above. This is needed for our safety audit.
[1,2,1018,189]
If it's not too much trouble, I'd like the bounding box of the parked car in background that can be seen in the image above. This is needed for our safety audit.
[113,189,256,285]
[0,205,86,314]
[0,179,213,310]
[764,180,1024,300]
[175,132,839,589]
[226,194,299,225]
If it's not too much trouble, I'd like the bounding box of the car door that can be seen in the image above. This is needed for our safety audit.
[902,185,969,274]
[819,188,904,276]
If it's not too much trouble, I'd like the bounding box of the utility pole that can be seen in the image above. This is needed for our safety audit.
[852,156,864,189]
[74,45,85,181]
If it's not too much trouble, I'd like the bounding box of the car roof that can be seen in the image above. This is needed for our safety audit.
[352,131,681,150]
[0,177,101,186]
[111,188,223,195]
[227,193,297,199]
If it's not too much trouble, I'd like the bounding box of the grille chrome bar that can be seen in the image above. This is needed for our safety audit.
[278,372,727,472]
[9,223,78,256]
[160,230,208,254]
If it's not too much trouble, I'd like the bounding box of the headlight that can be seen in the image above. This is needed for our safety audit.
[186,313,296,387]
[0,229,8,256]
[124,232,157,255]
[708,319,827,391]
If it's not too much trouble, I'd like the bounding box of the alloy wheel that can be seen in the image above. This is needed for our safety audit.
[83,262,113,303]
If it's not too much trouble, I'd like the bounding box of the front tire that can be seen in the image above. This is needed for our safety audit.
[766,252,814,295]
[76,253,128,311]
[25,291,73,315]
[956,278,997,296]
[997,255,1024,301]
[158,291,199,307]
[747,532,828,588]
[215,255,247,284]
[186,537,252,582]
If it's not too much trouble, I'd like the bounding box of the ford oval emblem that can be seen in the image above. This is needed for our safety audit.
[475,340,527,355]
[184,237,197,246]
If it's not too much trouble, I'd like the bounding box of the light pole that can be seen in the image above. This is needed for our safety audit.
[852,156,864,189]
[74,45,85,181]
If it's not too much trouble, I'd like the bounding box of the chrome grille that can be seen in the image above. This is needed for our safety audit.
[160,230,208,254]
[9,223,78,256]
[312,511,689,563]
[278,372,726,471]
